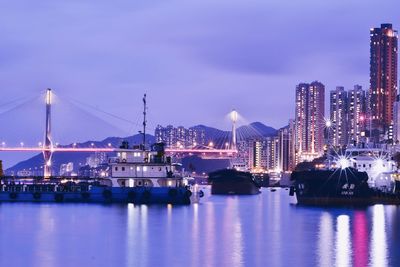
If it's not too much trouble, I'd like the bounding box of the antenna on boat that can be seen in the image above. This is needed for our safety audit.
[142,94,147,150]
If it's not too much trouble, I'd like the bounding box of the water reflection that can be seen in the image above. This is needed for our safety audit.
[0,191,398,267]
[318,212,333,267]
[370,205,388,267]
[35,206,56,267]
[353,211,368,267]
[335,215,351,267]
[204,203,215,267]
[223,197,244,267]
[140,205,148,267]
[126,203,135,266]
[191,203,200,267]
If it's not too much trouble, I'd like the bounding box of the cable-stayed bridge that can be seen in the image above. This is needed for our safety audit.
[0,89,238,177]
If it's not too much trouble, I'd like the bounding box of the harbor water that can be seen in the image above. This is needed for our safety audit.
[0,187,399,267]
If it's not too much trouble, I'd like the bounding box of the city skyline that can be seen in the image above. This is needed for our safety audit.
[0,0,398,134]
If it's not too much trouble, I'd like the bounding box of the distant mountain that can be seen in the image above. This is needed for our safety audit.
[191,122,277,142]
[237,122,277,139]
[190,125,228,142]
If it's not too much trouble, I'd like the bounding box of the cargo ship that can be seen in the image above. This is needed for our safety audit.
[0,142,202,204]
[290,148,400,205]
[208,169,261,195]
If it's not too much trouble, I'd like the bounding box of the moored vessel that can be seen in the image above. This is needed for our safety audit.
[0,142,201,204]
[290,148,400,206]
[208,168,261,195]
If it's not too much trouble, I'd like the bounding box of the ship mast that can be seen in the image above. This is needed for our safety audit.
[142,94,147,150]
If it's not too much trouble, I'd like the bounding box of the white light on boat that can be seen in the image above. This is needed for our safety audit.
[129,179,134,187]
[373,159,386,173]
[336,156,349,169]
[168,181,172,186]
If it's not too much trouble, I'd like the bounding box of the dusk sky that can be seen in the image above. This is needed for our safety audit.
[0,0,399,151]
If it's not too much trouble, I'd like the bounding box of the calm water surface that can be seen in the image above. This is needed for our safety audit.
[0,188,399,267]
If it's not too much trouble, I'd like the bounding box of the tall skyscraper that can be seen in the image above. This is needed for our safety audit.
[348,85,367,144]
[369,23,398,141]
[295,81,325,162]
[393,95,400,143]
[277,125,294,172]
[249,139,264,171]
[330,86,348,147]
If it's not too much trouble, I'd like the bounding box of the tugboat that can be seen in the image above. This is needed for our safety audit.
[0,94,203,204]
[290,148,400,205]
[208,169,261,195]
[0,142,198,204]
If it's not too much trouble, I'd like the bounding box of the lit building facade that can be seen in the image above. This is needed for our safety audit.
[393,95,400,143]
[330,86,348,147]
[155,125,205,148]
[295,81,325,162]
[369,23,398,141]
[348,85,367,144]
[249,140,264,171]
[277,125,295,172]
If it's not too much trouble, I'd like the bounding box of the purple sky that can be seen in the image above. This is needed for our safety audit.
[0,0,399,160]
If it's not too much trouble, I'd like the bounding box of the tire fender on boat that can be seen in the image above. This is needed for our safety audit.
[199,190,204,198]
[127,191,136,201]
[54,193,64,202]
[102,189,112,200]
[33,192,41,200]
[168,188,178,198]
[81,192,90,200]
[289,186,295,196]
[142,190,151,201]
[184,190,192,198]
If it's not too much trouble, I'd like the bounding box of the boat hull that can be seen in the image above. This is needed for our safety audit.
[291,169,400,206]
[0,186,192,205]
[209,169,261,195]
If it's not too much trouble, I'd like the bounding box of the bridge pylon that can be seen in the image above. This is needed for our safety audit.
[43,88,53,178]
[230,109,238,150]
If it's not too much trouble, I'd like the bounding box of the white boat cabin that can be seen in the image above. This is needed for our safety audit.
[107,147,185,188]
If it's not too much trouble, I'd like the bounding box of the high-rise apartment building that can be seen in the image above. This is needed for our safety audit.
[295,81,325,162]
[155,125,205,148]
[277,125,294,172]
[330,86,348,147]
[249,139,264,171]
[369,24,398,141]
[348,85,367,144]
[393,95,400,143]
